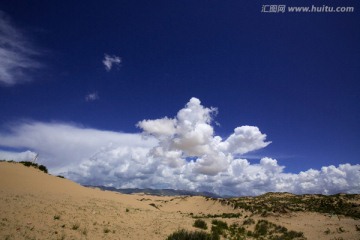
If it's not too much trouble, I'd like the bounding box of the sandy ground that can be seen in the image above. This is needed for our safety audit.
[0,162,359,239]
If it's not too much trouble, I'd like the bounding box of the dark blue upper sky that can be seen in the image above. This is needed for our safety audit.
[0,0,359,174]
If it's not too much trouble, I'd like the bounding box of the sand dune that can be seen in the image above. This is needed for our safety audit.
[1,162,359,239]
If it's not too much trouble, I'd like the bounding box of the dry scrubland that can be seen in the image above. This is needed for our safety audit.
[0,162,359,240]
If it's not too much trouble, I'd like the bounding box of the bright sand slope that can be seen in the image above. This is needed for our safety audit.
[0,162,235,239]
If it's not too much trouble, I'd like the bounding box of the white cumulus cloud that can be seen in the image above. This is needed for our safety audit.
[137,117,176,137]
[222,126,271,155]
[137,97,270,175]
[0,10,42,86]
[0,98,359,196]
[102,54,121,71]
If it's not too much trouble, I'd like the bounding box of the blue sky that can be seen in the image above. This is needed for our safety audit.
[0,1,359,196]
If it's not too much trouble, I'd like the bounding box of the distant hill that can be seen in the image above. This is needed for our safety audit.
[85,185,221,198]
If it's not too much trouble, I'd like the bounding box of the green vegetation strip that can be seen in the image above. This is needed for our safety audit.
[167,219,305,240]
[218,193,359,219]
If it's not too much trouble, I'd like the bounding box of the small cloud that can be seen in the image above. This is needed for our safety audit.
[0,10,42,86]
[85,92,99,102]
[102,54,121,71]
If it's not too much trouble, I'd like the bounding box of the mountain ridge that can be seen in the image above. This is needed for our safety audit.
[84,185,222,198]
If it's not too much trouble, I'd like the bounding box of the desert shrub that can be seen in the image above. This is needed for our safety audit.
[211,220,228,238]
[261,210,269,217]
[254,220,269,236]
[166,229,214,240]
[211,219,228,239]
[221,213,242,218]
[274,225,288,234]
[285,230,305,239]
[19,161,48,173]
[228,223,246,239]
[243,218,255,225]
[211,220,228,229]
[211,225,222,238]
[38,164,48,173]
[194,219,208,230]
[20,161,33,167]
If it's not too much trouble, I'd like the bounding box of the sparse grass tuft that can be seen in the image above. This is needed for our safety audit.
[72,223,80,230]
[193,219,208,230]
[243,218,255,225]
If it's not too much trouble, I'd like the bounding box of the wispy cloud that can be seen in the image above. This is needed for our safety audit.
[0,121,157,172]
[0,10,42,86]
[85,92,99,102]
[0,98,359,196]
[102,54,121,71]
